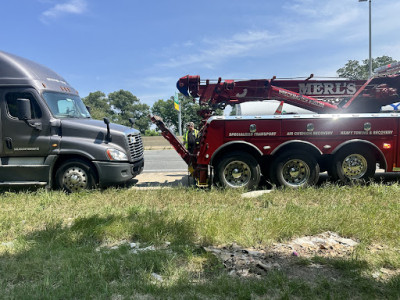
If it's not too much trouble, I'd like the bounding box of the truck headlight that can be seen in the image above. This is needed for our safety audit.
[106,149,128,161]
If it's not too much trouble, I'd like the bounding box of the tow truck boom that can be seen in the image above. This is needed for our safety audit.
[177,63,400,118]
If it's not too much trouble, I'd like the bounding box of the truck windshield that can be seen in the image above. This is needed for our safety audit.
[42,92,91,118]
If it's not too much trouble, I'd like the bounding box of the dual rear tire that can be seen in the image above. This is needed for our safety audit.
[330,148,376,183]
[214,148,376,189]
[268,148,376,187]
[214,150,320,189]
[269,151,320,188]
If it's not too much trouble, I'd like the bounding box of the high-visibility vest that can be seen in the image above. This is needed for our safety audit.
[183,129,199,149]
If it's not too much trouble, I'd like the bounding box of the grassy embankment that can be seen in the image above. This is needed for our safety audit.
[0,184,399,299]
[142,136,176,150]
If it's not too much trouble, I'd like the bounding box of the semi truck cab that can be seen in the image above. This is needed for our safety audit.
[0,50,144,191]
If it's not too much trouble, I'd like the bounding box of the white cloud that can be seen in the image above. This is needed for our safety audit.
[158,0,399,72]
[41,0,87,22]
[134,76,176,89]
[183,41,194,47]
[160,30,274,69]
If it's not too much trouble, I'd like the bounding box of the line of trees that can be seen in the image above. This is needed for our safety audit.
[82,91,203,135]
[336,55,397,79]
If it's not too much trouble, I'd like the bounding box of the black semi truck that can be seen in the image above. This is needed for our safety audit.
[0,51,144,191]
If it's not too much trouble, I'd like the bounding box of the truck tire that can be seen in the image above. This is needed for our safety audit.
[215,152,261,189]
[270,151,319,188]
[331,148,375,183]
[55,159,97,192]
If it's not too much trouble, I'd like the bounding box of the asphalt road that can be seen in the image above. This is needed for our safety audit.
[143,150,188,173]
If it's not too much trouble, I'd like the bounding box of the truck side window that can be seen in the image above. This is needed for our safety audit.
[5,92,42,119]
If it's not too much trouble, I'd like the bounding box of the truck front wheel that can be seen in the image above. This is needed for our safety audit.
[55,159,97,192]
[331,149,375,183]
[215,152,261,189]
[270,151,319,188]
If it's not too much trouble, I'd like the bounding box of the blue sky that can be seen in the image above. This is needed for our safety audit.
[1,0,399,106]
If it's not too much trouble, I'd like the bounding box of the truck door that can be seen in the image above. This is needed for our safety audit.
[0,88,52,182]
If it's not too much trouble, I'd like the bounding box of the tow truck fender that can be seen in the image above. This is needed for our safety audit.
[210,141,263,165]
[331,139,387,170]
[270,140,322,156]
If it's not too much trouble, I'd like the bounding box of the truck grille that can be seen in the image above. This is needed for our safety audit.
[126,133,144,161]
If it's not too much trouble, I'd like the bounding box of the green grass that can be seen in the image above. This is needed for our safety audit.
[0,184,399,299]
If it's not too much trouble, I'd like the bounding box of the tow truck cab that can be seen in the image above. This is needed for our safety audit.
[0,51,144,191]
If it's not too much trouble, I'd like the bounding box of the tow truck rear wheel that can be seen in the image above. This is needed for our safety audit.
[270,151,319,188]
[331,148,375,183]
[55,159,97,192]
[215,152,261,189]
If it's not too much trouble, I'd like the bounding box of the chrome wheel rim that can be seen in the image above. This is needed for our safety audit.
[341,154,367,179]
[223,160,251,188]
[62,166,88,192]
[281,159,310,187]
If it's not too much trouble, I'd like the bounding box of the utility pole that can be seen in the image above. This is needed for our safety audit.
[359,0,372,78]
[174,92,182,136]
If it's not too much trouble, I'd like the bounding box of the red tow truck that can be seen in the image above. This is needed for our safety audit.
[151,62,400,189]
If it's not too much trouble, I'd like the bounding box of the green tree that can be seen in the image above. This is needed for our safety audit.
[151,94,201,133]
[130,102,151,134]
[151,93,225,133]
[230,105,238,116]
[108,90,150,134]
[179,95,202,128]
[144,129,160,136]
[82,91,113,120]
[337,55,397,80]
[179,94,223,128]
[152,98,178,129]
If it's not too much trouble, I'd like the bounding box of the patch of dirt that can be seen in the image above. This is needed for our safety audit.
[92,232,400,284]
[204,231,399,282]
[132,172,188,189]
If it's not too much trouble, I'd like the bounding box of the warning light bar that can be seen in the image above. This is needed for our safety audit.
[374,61,400,75]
